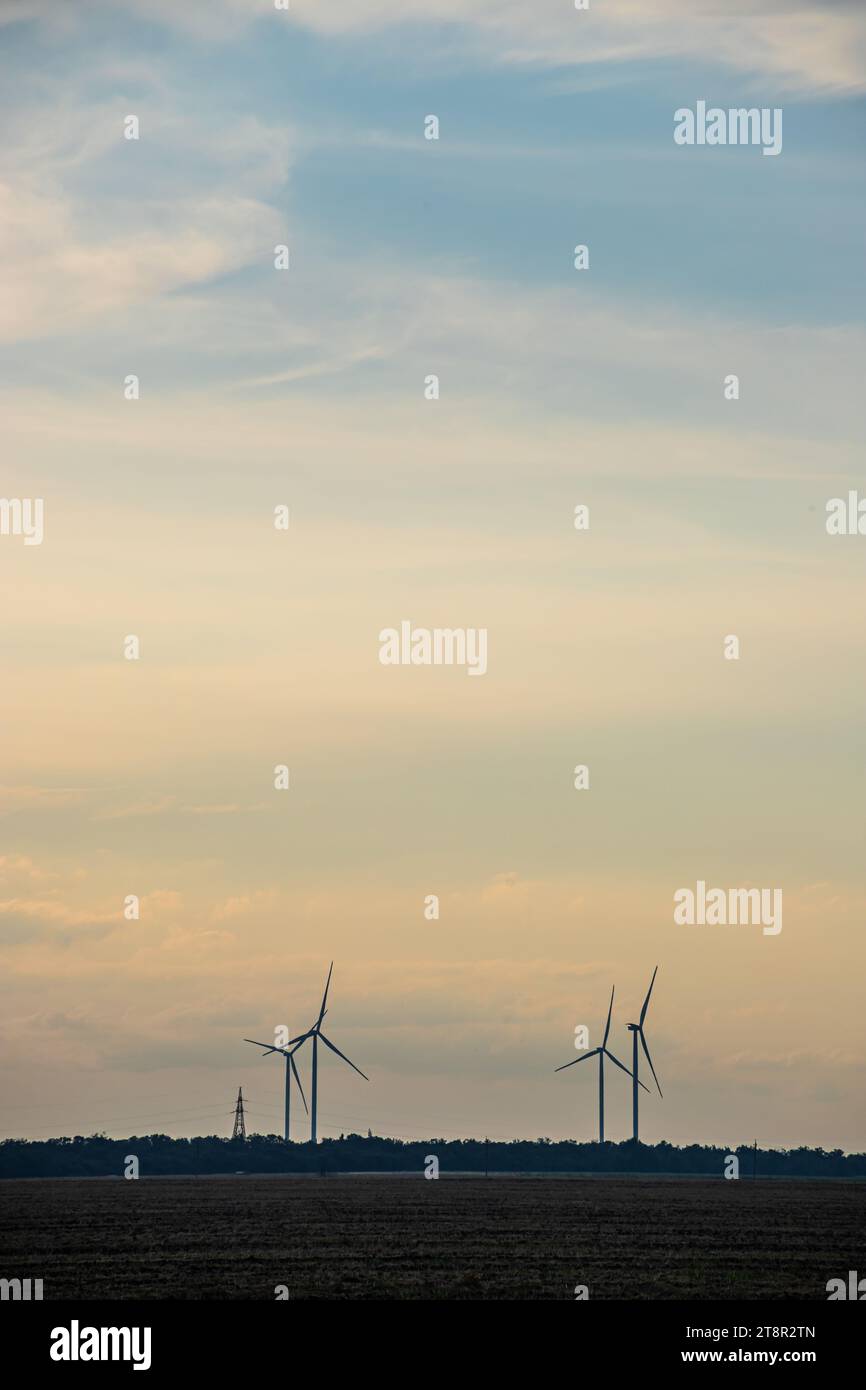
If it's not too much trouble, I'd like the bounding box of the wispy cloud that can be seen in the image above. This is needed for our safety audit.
[3,0,864,94]
[0,73,289,343]
[290,0,866,96]
[0,786,88,813]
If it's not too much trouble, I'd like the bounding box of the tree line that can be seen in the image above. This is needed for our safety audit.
[1,1133,863,1179]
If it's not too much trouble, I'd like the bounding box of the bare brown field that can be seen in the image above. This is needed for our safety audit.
[1,1175,862,1300]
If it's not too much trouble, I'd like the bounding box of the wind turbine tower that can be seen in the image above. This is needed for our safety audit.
[243,1032,308,1141]
[626,966,663,1142]
[245,963,368,1145]
[555,985,646,1142]
[282,963,369,1144]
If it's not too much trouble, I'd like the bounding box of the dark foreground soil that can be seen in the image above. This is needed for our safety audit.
[1,1174,862,1300]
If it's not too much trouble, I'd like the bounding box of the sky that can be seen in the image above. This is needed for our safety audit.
[1,0,865,1153]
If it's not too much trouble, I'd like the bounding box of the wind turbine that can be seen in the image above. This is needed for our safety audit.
[626,966,662,1142]
[243,1033,308,1142]
[272,963,368,1144]
[555,985,646,1142]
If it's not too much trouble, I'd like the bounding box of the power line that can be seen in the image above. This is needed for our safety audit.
[4,1095,537,1147]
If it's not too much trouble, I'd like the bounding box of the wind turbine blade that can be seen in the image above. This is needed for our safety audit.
[602,1048,650,1092]
[317,962,334,1024]
[244,1038,282,1056]
[639,1029,663,1097]
[290,1054,309,1114]
[318,1031,369,1080]
[639,966,658,1027]
[555,1048,600,1073]
[603,985,615,1047]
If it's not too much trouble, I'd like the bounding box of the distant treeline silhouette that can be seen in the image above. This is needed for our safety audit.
[1,1133,864,1179]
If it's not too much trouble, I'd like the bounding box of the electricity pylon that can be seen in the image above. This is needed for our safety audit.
[231,1086,247,1140]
